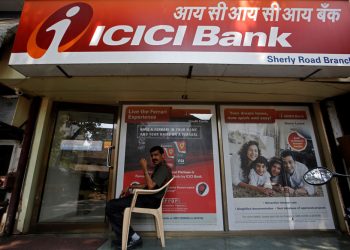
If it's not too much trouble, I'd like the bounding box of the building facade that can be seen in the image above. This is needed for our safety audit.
[1,0,350,235]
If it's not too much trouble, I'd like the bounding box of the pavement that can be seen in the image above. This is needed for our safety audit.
[0,233,106,250]
[1,231,350,250]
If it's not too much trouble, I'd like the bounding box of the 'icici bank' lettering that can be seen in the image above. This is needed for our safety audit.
[89,25,292,47]
[193,26,291,47]
[89,25,187,46]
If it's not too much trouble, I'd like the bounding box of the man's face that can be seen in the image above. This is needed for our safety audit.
[282,155,295,174]
[150,150,164,165]
[255,163,266,176]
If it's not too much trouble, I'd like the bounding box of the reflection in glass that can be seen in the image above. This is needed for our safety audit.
[39,111,114,222]
[303,168,333,185]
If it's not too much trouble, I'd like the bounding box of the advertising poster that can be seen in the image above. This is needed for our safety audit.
[220,105,335,230]
[117,105,223,231]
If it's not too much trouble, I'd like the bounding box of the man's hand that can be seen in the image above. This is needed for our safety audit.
[139,157,156,189]
[130,183,144,189]
[272,184,283,192]
[139,158,148,172]
[120,186,131,198]
[283,186,295,195]
[295,188,308,196]
[257,187,274,196]
[120,183,146,197]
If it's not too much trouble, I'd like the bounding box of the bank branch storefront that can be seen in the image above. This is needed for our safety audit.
[1,0,350,235]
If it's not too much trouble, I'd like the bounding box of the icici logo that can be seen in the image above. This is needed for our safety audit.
[27,2,93,59]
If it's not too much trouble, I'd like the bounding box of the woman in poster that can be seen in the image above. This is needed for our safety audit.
[268,156,285,193]
[231,141,274,196]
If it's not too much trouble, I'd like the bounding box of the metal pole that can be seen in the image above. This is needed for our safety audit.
[4,96,41,235]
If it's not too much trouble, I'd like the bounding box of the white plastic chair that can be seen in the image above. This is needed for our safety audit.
[121,177,174,250]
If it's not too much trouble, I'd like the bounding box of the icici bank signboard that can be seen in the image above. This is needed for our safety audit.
[9,0,350,67]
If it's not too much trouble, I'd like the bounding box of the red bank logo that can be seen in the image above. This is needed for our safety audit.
[27,2,93,59]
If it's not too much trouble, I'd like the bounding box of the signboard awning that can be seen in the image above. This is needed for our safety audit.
[9,0,350,77]
[0,19,18,50]
[0,121,23,141]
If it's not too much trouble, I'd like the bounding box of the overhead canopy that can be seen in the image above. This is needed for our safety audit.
[0,121,23,141]
[0,83,16,95]
[8,63,350,79]
[8,0,350,78]
[0,18,18,51]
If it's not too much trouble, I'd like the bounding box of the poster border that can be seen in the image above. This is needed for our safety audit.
[220,104,335,231]
[117,104,224,231]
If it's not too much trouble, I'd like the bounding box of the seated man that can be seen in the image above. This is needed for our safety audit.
[281,149,315,196]
[105,145,173,249]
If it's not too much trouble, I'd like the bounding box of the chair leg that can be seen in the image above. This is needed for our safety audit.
[156,211,165,247]
[153,214,160,239]
[122,208,131,250]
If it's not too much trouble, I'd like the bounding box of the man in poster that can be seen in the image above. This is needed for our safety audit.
[106,146,172,248]
[281,149,315,196]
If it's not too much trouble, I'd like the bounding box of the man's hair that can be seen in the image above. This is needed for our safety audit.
[251,156,268,169]
[280,149,295,160]
[150,145,164,154]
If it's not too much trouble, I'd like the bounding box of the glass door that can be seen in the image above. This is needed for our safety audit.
[38,107,117,224]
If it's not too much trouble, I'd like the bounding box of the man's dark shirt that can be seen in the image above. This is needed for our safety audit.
[150,160,173,199]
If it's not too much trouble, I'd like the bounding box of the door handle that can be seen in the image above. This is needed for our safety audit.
[106,146,115,168]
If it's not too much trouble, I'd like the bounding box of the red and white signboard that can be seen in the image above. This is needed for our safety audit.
[10,0,350,67]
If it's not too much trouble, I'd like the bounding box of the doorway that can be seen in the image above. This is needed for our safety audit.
[0,141,21,233]
[35,103,118,231]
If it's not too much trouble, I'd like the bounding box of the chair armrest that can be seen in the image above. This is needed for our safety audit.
[132,177,174,196]
[130,177,174,208]
[133,188,161,195]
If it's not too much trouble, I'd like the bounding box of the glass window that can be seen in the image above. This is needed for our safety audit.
[39,110,114,222]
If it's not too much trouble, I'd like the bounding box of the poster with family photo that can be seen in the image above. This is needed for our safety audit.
[220,105,335,231]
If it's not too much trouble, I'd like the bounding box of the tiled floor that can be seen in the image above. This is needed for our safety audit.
[0,234,105,250]
[1,231,350,250]
[98,231,350,250]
